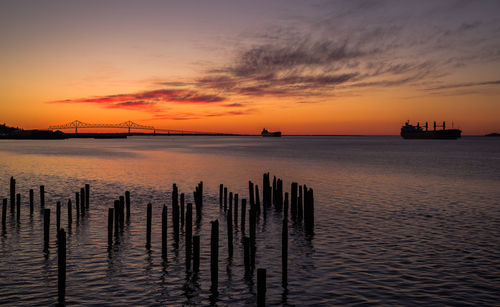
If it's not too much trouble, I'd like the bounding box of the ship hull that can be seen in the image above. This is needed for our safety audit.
[401,129,461,139]
[262,132,281,137]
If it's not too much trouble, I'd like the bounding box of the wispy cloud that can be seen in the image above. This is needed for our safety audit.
[425,80,500,91]
[48,89,226,111]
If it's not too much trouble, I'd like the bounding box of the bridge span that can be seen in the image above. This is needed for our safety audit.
[48,120,219,135]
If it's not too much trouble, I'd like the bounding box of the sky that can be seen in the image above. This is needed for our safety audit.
[1,0,500,135]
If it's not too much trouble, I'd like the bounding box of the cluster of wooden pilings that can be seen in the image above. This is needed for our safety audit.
[2,173,314,306]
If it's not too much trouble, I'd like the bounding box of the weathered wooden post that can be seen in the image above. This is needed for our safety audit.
[75,192,80,219]
[210,220,219,294]
[80,188,85,216]
[273,176,278,209]
[85,184,90,210]
[114,200,120,236]
[297,185,303,224]
[56,201,61,232]
[125,191,131,222]
[277,178,283,210]
[146,203,152,249]
[10,177,15,213]
[119,196,125,230]
[224,187,228,212]
[108,208,114,246]
[255,185,261,216]
[29,189,34,216]
[257,268,267,307]
[219,184,223,208]
[193,235,200,272]
[282,212,288,289]
[67,199,72,228]
[284,192,289,219]
[304,188,315,234]
[80,188,85,215]
[16,193,20,223]
[234,193,238,227]
[2,198,6,230]
[186,203,193,271]
[249,181,255,206]
[229,192,233,213]
[57,228,66,305]
[291,183,297,221]
[249,205,256,245]
[241,199,246,234]
[227,207,233,258]
[43,209,50,251]
[40,185,45,209]
[162,205,167,260]
[172,184,179,245]
[180,193,185,227]
[243,236,250,275]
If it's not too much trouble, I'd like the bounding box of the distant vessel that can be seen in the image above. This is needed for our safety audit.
[401,121,461,139]
[261,128,281,137]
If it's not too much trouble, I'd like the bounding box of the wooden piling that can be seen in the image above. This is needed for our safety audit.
[146,203,152,249]
[43,209,50,251]
[304,188,314,233]
[229,192,233,213]
[210,220,219,293]
[249,205,256,245]
[162,205,167,260]
[241,199,246,234]
[29,189,34,216]
[277,178,283,210]
[257,268,266,307]
[193,235,200,272]
[56,201,61,232]
[10,177,15,213]
[108,208,113,246]
[85,184,90,209]
[172,184,179,245]
[282,214,288,289]
[234,193,238,227]
[40,185,45,209]
[180,193,185,227]
[219,184,223,208]
[272,176,277,208]
[16,193,20,223]
[114,200,120,236]
[75,192,80,219]
[227,207,233,258]
[224,187,228,211]
[243,236,250,274]
[186,203,193,271]
[119,196,125,230]
[284,192,289,220]
[249,181,255,206]
[291,182,297,221]
[57,228,66,305]
[125,191,131,222]
[255,185,261,216]
[2,198,6,230]
[80,188,85,216]
[297,185,303,224]
[67,199,72,227]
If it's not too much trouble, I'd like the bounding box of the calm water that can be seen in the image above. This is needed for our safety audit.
[1,136,499,306]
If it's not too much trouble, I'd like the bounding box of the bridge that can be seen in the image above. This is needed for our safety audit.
[48,120,218,135]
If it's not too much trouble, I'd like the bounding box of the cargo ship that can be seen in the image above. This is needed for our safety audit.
[401,121,461,139]
[261,128,281,137]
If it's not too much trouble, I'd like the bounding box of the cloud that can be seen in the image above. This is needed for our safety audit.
[187,0,500,99]
[425,80,500,91]
[48,88,226,112]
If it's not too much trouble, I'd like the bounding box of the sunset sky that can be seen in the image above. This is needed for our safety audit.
[1,0,500,135]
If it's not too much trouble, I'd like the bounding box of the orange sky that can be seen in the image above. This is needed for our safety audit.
[1,1,499,135]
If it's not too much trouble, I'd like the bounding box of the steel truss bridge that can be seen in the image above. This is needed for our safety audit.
[48,120,216,135]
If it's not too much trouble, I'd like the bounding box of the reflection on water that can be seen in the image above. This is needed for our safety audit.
[0,136,500,305]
